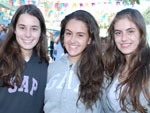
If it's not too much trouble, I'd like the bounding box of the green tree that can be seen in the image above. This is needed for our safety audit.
[142,7,150,25]
[119,0,140,5]
[119,0,150,5]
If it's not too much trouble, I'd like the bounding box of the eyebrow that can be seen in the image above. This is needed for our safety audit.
[126,28,136,31]
[65,29,86,34]
[65,29,71,32]
[114,29,120,32]
[17,24,25,26]
[114,27,136,32]
[17,24,39,28]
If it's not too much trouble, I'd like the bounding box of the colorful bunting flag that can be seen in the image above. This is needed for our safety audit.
[60,11,64,14]
[49,2,53,7]
[21,0,25,4]
[32,0,36,5]
[72,3,77,7]
[9,0,13,4]
[61,3,65,7]
[85,3,89,7]
[116,1,120,5]
[80,3,83,7]
[91,3,95,6]
[64,3,68,8]
[55,3,59,8]
[49,10,53,14]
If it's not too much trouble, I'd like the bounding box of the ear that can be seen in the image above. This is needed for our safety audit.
[88,37,91,44]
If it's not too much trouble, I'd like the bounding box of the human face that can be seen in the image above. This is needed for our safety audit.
[64,19,91,63]
[15,13,41,55]
[0,26,2,33]
[114,18,140,60]
[1,24,5,29]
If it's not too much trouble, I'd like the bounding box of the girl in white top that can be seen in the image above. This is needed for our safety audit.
[102,8,150,113]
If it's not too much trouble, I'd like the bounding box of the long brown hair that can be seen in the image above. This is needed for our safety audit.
[60,10,104,109]
[0,4,49,88]
[103,8,150,113]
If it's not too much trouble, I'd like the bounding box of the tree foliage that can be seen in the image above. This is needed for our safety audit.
[142,7,150,25]
[119,0,140,5]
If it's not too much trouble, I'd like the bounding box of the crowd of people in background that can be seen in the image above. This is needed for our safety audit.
[48,30,64,62]
[0,24,9,41]
[0,3,150,113]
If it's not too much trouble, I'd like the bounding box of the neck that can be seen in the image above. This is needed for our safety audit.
[68,55,80,64]
[22,49,33,62]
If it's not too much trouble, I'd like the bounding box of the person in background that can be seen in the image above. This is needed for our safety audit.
[52,31,64,61]
[44,10,104,113]
[49,31,55,60]
[102,8,150,113]
[49,30,64,61]
[3,24,10,34]
[0,4,49,113]
[0,24,6,41]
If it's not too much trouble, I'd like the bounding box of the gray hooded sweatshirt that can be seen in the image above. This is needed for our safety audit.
[44,54,102,113]
[101,74,150,113]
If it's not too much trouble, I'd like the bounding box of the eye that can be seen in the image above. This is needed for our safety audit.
[19,26,25,30]
[32,27,38,31]
[17,24,25,30]
[128,30,134,34]
[114,31,121,36]
[78,34,84,37]
[65,31,72,36]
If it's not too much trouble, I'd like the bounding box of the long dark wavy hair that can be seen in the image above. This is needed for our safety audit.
[103,8,150,113]
[0,4,49,88]
[60,10,104,109]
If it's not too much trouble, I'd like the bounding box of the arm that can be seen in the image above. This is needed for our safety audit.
[53,34,60,43]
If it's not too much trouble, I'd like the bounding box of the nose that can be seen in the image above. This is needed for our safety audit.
[70,35,76,43]
[121,32,128,41]
[25,29,31,38]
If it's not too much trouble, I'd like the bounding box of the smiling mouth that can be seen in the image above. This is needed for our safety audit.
[121,43,131,48]
[23,40,33,43]
[70,45,78,49]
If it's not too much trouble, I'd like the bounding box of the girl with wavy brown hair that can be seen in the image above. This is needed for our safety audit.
[44,10,104,113]
[0,4,49,113]
[102,8,150,113]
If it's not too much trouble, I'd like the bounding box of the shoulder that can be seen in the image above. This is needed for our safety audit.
[48,54,68,69]
[47,54,68,81]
